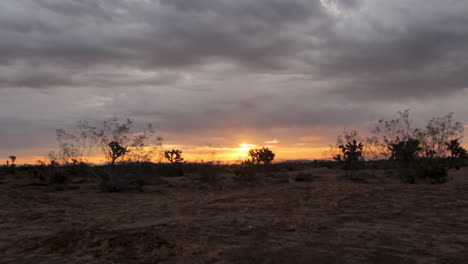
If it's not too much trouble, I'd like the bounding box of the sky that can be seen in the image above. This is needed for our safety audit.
[1,0,468,163]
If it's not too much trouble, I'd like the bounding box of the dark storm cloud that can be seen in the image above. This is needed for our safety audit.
[1,0,466,98]
[0,0,326,76]
[312,0,468,99]
[1,0,468,156]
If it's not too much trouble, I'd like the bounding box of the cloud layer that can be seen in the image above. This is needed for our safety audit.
[1,0,468,159]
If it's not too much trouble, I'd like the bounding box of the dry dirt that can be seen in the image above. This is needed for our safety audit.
[1,167,467,263]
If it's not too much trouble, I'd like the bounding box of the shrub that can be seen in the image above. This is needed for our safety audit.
[54,118,163,165]
[233,162,256,182]
[9,155,16,166]
[418,164,449,184]
[387,138,422,183]
[96,167,143,192]
[248,148,275,165]
[198,164,221,184]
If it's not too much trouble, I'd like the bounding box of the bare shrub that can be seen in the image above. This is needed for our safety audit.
[233,161,256,182]
[53,118,163,165]
[417,163,449,184]
[367,110,463,183]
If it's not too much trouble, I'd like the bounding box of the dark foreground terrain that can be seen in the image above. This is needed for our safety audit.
[1,167,467,263]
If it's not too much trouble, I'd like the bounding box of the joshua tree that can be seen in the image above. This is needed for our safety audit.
[108,141,127,165]
[334,139,364,178]
[335,140,364,162]
[164,149,184,163]
[9,156,16,166]
[248,147,275,165]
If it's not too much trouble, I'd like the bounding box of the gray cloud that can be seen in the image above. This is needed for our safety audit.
[1,0,468,158]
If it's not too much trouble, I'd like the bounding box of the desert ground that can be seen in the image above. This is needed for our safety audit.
[1,166,467,263]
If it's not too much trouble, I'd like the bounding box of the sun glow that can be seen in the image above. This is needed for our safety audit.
[239,143,256,151]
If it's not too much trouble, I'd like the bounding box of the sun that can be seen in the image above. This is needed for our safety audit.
[240,143,250,151]
[238,143,256,152]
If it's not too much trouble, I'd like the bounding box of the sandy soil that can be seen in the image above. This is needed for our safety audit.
[1,167,467,263]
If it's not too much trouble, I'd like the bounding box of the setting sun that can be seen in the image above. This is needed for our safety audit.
[239,143,255,151]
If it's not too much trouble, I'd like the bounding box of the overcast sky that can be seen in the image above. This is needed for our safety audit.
[1,0,468,161]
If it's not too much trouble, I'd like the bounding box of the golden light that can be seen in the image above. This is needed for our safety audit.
[240,143,249,151]
[239,143,256,151]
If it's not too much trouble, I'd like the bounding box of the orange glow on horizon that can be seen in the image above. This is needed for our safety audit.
[10,144,332,165]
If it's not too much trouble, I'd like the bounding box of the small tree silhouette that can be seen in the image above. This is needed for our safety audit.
[164,149,184,163]
[446,139,466,169]
[248,147,275,165]
[389,138,421,162]
[334,140,363,162]
[334,140,364,178]
[108,141,127,165]
[389,138,422,183]
[9,156,16,166]
[446,139,466,159]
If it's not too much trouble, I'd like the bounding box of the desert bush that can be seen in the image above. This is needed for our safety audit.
[36,164,77,191]
[233,161,256,182]
[366,110,464,183]
[248,147,275,165]
[96,166,143,192]
[446,139,467,159]
[9,155,16,165]
[420,113,463,158]
[389,138,422,183]
[367,110,463,160]
[6,155,17,174]
[53,118,163,165]
[446,139,466,169]
[417,163,449,184]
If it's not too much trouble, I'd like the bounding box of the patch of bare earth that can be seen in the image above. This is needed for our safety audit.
[1,168,467,263]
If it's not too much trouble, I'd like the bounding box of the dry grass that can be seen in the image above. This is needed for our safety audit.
[1,167,467,263]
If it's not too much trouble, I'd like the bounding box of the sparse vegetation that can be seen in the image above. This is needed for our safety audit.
[9,155,16,166]
[417,163,449,184]
[232,161,257,182]
[333,130,365,179]
[248,147,275,165]
[164,149,184,164]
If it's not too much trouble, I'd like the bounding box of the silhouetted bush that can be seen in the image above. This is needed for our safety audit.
[248,148,275,165]
[333,130,365,179]
[96,166,143,192]
[233,162,256,182]
[417,164,449,184]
